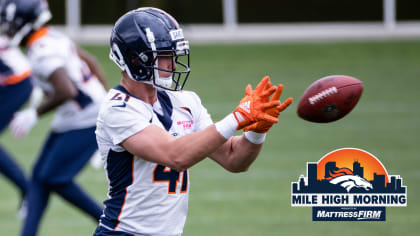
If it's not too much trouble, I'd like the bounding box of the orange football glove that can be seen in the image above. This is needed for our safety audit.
[244,83,293,133]
[233,76,281,130]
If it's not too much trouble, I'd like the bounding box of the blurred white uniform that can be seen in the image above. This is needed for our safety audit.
[26,27,106,132]
[0,36,31,86]
[96,85,212,235]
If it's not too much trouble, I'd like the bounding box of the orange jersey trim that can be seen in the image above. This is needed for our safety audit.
[180,107,192,115]
[3,69,31,85]
[26,27,49,47]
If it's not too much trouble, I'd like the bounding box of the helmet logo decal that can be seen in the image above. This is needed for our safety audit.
[170,29,184,41]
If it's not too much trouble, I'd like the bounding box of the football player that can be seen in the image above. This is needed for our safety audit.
[0,0,108,235]
[0,35,32,214]
[94,8,292,236]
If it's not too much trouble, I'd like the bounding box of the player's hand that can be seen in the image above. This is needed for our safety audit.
[9,108,38,138]
[233,76,281,130]
[244,83,293,133]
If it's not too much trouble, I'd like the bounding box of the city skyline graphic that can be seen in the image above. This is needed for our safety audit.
[291,148,407,221]
[292,160,406,194]
[316,148,389,183]
[292,148,406,194]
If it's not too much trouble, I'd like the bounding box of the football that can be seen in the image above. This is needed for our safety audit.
[297,75,363,123]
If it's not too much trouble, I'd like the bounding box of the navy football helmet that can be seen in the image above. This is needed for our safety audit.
[110,7,190,91]
[0,0,51,46]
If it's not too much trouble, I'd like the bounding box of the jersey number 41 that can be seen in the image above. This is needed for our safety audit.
[153,164,188,194]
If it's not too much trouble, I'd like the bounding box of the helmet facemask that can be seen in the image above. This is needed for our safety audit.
[145,26,190,91]
[150,45,190,91]
[110,42,190,91]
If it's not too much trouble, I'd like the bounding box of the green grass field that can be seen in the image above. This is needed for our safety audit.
[1,40,419,235]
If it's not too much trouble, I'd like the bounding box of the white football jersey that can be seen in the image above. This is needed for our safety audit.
[0,36,31,86]
[96,85,213,235]
[26,27,106,132]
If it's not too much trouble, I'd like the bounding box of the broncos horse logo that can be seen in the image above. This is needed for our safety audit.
[329,175,373,192]
[327,168,373,192]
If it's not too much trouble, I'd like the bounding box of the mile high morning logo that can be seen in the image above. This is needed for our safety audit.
[291,148,407,221]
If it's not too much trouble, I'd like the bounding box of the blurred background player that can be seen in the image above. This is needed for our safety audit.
[0,35,32,215]
[0,0,108,235]
[94,8,292,236]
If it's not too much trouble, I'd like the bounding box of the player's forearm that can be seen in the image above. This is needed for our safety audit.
[210,135,262,173]
[229,135,262,171]
[38,68,77,116]
[37,92,72,116]
[165,125,228,171]
[122,124,228,172]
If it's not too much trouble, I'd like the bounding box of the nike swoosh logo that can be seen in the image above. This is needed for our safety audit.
[112,103,126,108]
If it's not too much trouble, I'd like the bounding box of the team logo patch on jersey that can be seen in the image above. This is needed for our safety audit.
[291,148,407,221]
[177,120,194,129]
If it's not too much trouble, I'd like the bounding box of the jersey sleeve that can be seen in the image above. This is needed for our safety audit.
[33,56,66,81]
[0,47,32,85]
[101,101,153,146]
[188,91,213,132]
[28,38,68,81]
